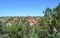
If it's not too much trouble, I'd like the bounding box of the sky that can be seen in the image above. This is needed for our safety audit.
[0,0,60,16]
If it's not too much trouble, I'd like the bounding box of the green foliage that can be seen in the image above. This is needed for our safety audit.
[0,2,60,38]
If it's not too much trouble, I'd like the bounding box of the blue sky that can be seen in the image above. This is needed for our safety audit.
[0,0,60,16]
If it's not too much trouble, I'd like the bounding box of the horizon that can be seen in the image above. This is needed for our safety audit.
[0,0,60,16]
